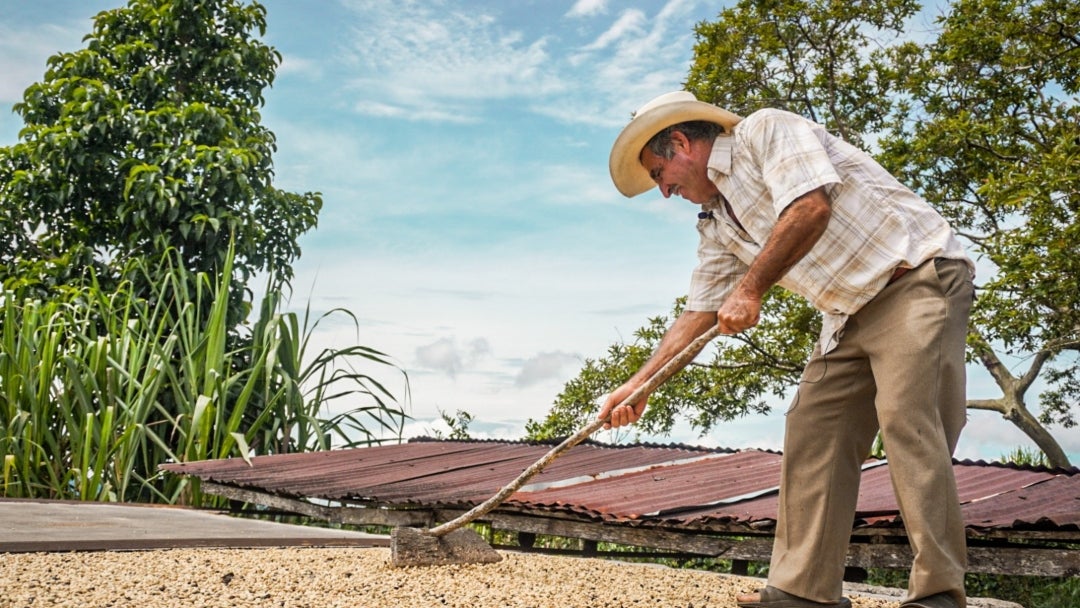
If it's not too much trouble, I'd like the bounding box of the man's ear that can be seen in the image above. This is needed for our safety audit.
[669,129,692,153]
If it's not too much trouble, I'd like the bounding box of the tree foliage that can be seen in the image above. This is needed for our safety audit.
[0,249,408,505]
[0,0,320,325]
[686,0,919,145]
[876,0,1080,467]
[530,0,1079,467]
[0,0,411,503]
[526,292,816,440]
[530,0,909,443]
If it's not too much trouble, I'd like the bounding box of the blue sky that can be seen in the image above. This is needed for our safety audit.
[2,0,1076,463]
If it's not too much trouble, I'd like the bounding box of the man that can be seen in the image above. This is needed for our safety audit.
[600,91,974,608]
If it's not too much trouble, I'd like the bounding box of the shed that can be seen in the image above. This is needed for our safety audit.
[161,438,1080,577]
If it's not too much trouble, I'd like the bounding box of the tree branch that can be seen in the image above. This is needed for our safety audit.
[969,329,1017,395]
[1016,348,1051,395]
[966,398,1007,414]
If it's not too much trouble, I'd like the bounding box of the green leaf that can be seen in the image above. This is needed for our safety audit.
[230,432,253,467]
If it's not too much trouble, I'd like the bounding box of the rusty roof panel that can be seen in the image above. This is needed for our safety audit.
[661,461,1074,531]
[961,474,1080,530]
[952,463,1058,502]
[161,439,1080,534]
[513,451,782,520]
[162,440,729,507]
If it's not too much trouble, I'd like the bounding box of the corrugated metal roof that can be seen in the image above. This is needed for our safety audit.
[652,460,1071,531]
[166,440,731,506]
[514,450,783,520]
[960,473,1080,530]
[161,438,1080,534]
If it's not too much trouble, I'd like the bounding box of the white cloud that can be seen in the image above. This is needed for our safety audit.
[276,54,322,80]
[350,99,477,123]
[657,0,703,22]
[566,0,608,19]
[338,0,565,122]
[514,351,582,388]
[581,9,646,52]
[414,336,492,378]
[401,416,523,441]
[347,100,407,119]
[330,0,710,129]
[0,22,86,104]
[538,1,709,129]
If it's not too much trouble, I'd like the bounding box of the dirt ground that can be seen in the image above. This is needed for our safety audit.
[0,547,907,608]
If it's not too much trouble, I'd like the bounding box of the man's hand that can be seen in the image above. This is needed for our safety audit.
[716,284,762,334]
[594,312,718,430]
[597,381,650,429]
[717,187,831,334]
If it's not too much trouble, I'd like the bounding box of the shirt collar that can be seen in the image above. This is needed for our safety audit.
[706,134,735,181]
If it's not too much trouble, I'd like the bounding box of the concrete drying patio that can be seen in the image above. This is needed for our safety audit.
[0,498,388,552]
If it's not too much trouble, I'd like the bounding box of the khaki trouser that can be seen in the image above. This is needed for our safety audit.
[767,258,973,608]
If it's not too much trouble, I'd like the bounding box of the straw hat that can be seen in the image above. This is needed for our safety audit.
[608,91,742,197]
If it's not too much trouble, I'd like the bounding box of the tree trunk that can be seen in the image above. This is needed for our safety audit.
[967,396,1071,468]
[968,332,1072,469]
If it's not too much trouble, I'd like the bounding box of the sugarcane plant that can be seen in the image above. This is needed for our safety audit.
[0,246,408,505]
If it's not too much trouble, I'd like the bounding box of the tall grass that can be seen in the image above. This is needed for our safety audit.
[0,247,408,505]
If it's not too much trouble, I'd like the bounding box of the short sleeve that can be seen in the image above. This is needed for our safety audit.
[687,232,748,311]
[741,109,842,217]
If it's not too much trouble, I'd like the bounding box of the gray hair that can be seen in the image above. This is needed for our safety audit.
[643,120,725,159]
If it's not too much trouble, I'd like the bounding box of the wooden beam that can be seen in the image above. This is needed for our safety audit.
[486,512,1080,578]
[201,482,433,528]
[485,512,774,562]
[648,518,1080,545]
[965,528,1080,543]
[199,484,1080,577]
[846,542,1080,578]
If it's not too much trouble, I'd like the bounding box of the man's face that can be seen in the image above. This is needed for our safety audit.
[639,131,719,205]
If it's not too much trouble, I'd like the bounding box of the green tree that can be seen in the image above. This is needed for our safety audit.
[0,0,319,325]
[876,0,1079,468]
[0,0,412,502]
[529,0,912,442]
[429,409,476,441]
[529,0,1078,468]
[525,293,814,439]
[685,0,919,146]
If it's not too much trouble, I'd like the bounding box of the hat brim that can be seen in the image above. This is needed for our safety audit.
[609,100,742,197]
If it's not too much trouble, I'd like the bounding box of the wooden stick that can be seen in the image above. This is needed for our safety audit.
[428,324,723,537]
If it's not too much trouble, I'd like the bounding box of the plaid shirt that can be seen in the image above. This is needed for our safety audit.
[687,108,972,352]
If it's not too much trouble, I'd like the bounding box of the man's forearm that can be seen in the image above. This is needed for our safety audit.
[600,310,717,428]
[738,187,832,299]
